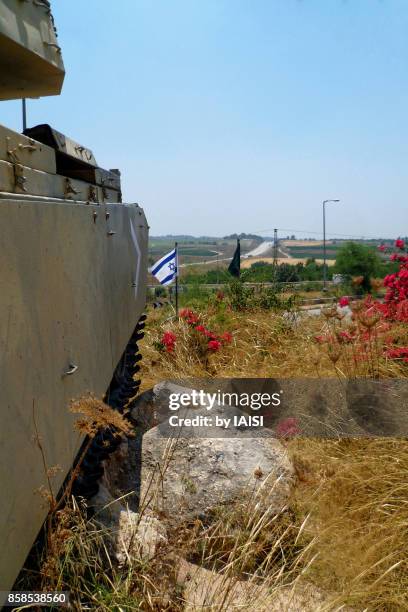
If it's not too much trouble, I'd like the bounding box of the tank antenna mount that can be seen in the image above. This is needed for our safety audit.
[22,99,27,132]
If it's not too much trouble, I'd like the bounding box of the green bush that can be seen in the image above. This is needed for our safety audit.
[334,242,382,292]
[226,280,255,310]
[226,281,298,312]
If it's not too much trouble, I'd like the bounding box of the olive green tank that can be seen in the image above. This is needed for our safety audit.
[0,0,149,599]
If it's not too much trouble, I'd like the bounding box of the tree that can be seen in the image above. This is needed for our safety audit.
[334,242,381,291]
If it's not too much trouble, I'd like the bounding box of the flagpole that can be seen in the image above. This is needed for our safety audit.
[175,241,179,317]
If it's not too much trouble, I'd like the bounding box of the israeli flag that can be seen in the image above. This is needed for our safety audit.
[151,248,178,285]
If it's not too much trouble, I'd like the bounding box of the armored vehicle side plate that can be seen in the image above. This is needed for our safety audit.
[0,160,121,203]
[0,197,148,599]
[0,0,65,100]
[0,123,57,175]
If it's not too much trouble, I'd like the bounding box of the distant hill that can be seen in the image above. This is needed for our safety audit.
[150,235,219,243]
[223,233,265,241]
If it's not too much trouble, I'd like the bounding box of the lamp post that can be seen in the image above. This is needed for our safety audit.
[322,199,340,291]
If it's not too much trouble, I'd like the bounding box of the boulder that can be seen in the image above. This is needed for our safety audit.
[177,559,339,611]
[89,485,166,566]
[136,382,293,522]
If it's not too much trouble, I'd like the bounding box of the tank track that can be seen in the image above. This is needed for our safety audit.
[72,314,146,499]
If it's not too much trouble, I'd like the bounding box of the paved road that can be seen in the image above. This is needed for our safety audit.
[242,241,273,258]
[180,240,288,268]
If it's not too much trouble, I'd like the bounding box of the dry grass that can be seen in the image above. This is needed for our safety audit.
[139,303,407,389]
[165,437,408,611]
[18,436,408,611]
[288,437,408,611]
[17,302,408,610]
[135,302,408,609]
[139,307,334,391]
[16,496,184,611]
[70,394,134,437]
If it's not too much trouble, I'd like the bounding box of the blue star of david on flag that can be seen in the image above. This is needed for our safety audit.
[150,248,178,285]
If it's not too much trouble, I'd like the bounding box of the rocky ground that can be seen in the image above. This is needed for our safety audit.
[90,382,351,611]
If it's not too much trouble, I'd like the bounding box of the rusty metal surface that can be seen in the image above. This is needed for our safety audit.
[0,197,148,595]
[0,124,57,175]
[0,160,121,203]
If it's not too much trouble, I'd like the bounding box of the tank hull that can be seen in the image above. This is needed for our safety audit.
[0,197,148,595]
[0,0,65,100]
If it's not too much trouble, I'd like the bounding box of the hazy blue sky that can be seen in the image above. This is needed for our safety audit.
[1,0,407,238]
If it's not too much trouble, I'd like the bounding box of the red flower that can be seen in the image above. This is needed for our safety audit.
[203,329,218,340]
[314,335,326,344]
[384,273,396,287]
[275,417,300,438]
[180,308,201,325]
[337,330,354,344]
[180,308,193,319]
[384,346,408,360]
[395,239,405,249]
[396,300,408,322]
[207,340,222,351]
[187,313,199,325]
[162,331,176,344]
[161,331,176,353]
[378,244,387,252]
[220,331,233,344]
[195,325,206,333]
[338,296,350,307]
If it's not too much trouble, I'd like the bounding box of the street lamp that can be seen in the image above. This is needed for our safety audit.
[322,199,340,291]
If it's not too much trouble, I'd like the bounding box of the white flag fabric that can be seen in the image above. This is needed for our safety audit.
[151,248,178,285]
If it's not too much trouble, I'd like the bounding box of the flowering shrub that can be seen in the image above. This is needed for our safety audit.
[314,302,386,377]
[154,330,177,353]
[384,347,408,363]
[208,340,222,351]
[155,308,233,363]
[380,238,408,322]
[316,257,408,375]
[179,308,199,325]
[161,331,176,353]
[315,238,408,375]
[181,308,233,354]
[220,331,233,343]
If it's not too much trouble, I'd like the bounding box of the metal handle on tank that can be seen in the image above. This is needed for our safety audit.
[63,363,79,377]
